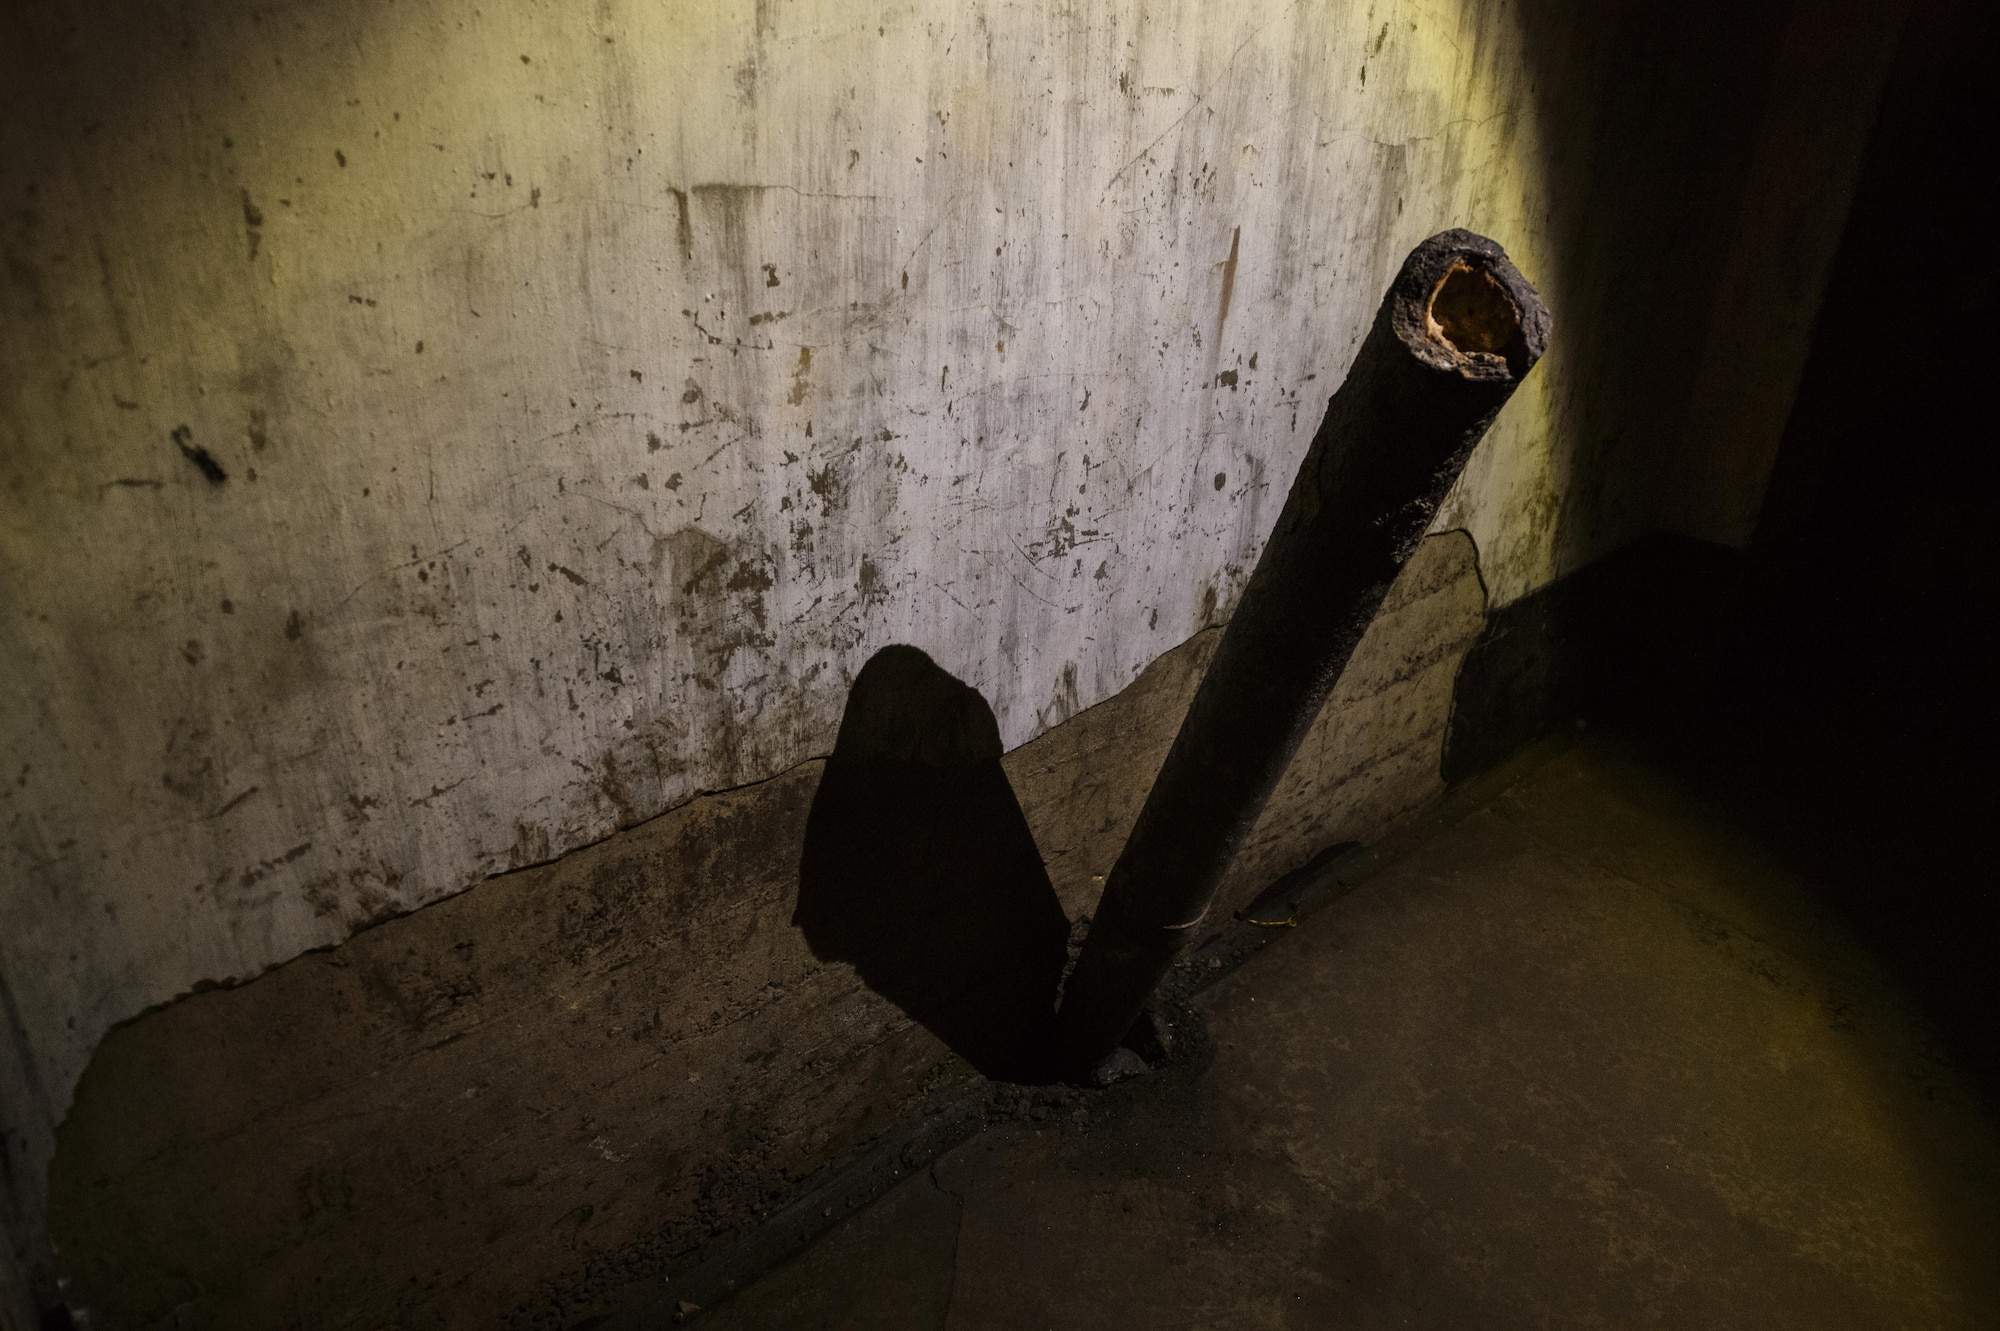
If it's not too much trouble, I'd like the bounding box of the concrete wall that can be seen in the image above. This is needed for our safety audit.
[0,0,1902,1321]
[46,532,1484,1328]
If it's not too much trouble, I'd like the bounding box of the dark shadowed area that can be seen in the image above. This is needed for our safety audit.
[796,647,1071,1083]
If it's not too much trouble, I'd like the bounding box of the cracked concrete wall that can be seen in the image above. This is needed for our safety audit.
[1,0,1899,1319]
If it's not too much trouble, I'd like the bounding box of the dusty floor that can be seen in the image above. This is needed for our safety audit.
[661,734,2000,1330]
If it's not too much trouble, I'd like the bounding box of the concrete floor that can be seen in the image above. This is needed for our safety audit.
[686,735,2000,1329]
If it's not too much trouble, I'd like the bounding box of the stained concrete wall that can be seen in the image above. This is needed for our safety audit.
[47,532,1484,1328]
[0,0,1902,1322]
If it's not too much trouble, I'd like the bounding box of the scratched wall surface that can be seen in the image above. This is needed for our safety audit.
[0,0,1899,1316]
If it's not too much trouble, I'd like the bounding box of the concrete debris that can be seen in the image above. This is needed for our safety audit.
[1089,1047,1150,1087]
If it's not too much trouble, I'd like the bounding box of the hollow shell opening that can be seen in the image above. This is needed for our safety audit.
[1427,262,1519,358]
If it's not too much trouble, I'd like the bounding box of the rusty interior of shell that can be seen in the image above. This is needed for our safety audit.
[1426,262,1520,358]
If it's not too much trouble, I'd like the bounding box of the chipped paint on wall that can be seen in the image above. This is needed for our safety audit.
[0,0,1541,1118]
